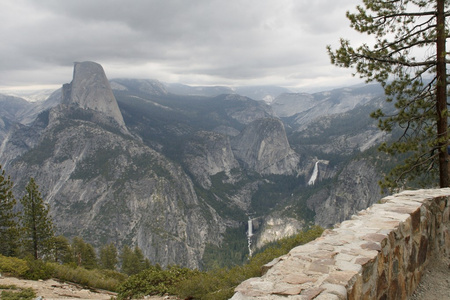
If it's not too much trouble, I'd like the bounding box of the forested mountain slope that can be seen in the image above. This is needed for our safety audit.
[0,62,390,268]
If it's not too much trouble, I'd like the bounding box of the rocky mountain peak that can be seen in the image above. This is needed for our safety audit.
[231,118,300,175]
[62,61,127,131]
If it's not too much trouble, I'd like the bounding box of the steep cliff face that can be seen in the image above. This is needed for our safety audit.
[183,131,240,189]
[231,118,300,175]
[254,215,304,249]
[307,159,383,228]
[62,61,127,132]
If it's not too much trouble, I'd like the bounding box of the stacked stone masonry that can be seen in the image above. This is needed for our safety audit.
[231,188,450,300]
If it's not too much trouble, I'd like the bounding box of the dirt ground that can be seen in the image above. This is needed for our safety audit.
[0,276,114,299]
[410,253,450,300]
[0,275,181,300]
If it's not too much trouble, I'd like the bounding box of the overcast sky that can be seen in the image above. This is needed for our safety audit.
[1,0,368,92]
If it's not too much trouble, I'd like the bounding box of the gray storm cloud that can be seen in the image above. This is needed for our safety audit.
[1,0,365,90]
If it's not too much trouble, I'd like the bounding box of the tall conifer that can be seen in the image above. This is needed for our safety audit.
[99,243,118,270]
[328,0,449,189]
[120,245,150,275]
[20,178,55,259]
[72,236,98,269]
[0,166,19,257]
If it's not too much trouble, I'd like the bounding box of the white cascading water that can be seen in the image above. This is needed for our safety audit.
[247,218,253,257]
[307,161,319,185]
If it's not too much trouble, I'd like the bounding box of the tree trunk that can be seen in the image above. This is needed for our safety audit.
[436,0,449,187]
[32,197,38,260]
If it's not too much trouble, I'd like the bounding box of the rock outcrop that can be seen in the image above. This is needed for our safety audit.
[62,61,127,131]
[183,131,240,189]
[255,216,304,249]
[231,118,300,175]
[307,159,383,228]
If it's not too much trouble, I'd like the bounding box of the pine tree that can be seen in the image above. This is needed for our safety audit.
[72,236,98,269]
[99,242,118,270]
[119,245,134,275]
[20,178,55,260]
[120,245,150,275]
[133,246,151,270]
[0,166,19,257]
[327,0,449,189]
[51,235,73,264]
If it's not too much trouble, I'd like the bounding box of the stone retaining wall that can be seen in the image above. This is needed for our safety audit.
[231,188,450,300]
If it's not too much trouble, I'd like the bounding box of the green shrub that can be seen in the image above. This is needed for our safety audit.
[0,255,29,277]
[50,263,126,292]
[0,255,125,293]
[23,257,55,280]
[117,265,199,300]
[176,267,240,300]
[1,288,36,300]
[100,268,129,282]
[0,284,18,290]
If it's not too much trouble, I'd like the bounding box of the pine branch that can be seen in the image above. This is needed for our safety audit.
[375,11,437,20]
[354,52,435,67]
[394,149,438,185]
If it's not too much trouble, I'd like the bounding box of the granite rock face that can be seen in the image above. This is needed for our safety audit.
[255,216,305,249]
[231,118,300,175]
[307,159,383,228]
[62,61,127,131]
[183,130,240,189]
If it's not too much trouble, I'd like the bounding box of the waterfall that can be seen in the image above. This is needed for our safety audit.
[308,161,319,185]
[247,218,253,257]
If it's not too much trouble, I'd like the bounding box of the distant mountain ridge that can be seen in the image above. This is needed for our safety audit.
[164,82,291,102]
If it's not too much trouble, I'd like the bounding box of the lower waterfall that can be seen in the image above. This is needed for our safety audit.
[247,219,253,257]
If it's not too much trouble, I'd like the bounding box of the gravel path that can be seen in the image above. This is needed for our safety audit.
[0,276,114,299]
[0,275,180,300]
[410,254,450,300]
